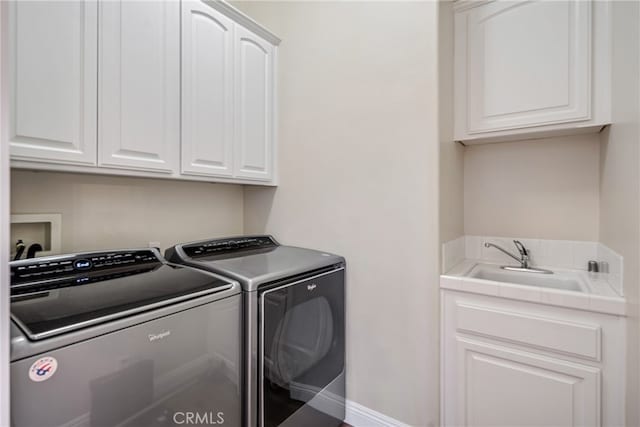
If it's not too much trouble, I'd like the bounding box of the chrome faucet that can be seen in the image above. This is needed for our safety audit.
[484,240,553,274]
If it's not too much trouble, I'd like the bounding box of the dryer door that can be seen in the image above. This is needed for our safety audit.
[259,268,345,427]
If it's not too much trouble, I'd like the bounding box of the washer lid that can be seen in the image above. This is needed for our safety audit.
[10,249,237,340]
[165,236,345,291]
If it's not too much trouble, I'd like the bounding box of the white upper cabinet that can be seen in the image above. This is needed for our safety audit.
[454,0,611,144]
[7,0,279,185]
[8,0,98,166]
[181,1,234,178]
[98,0,180,173]
[234,26,275,182]
[467,1,590,131]
[181,1,276,182]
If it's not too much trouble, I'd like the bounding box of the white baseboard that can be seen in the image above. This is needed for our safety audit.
[345,400,410,427]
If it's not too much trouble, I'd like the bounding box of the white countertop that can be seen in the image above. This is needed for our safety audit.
[441,259,626,316]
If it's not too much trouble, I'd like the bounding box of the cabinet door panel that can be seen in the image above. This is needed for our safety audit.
[457,338,600,427]
[466,1,591,133]
[99,1,179,173]
[181,1,234,177]
[9,0,97,165]
[234,26,274,181]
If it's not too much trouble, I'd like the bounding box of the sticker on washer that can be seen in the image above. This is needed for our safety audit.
[28,356,58,382]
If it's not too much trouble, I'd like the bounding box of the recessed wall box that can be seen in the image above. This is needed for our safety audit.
[10,213,62,258]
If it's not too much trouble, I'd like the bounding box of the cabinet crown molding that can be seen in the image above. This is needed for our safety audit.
[205,0,281,45]
[453,0,493,13]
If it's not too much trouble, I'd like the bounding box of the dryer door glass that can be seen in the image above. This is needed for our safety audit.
[260,268,345,427]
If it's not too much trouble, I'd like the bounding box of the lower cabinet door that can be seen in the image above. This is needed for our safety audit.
[456,338,600,427]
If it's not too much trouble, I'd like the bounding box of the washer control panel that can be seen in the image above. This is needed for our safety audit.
[10,250,161,294]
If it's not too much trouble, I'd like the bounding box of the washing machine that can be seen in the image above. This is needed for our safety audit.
[165,236,346,427]
[10,248,242,427]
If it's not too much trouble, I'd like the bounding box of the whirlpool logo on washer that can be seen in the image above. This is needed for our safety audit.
[307,283,317,291]
[148,330,171,342]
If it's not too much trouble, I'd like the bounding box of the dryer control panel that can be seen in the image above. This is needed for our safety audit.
[181,236,278,258]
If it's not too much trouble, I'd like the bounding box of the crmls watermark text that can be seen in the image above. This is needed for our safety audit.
[173,412,224,425]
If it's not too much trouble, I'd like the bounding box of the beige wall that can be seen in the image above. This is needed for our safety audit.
[439,0,464,247]
[237,2,440,425]
[464,134,601,240]
[10,170,244,253]
[599,2,640,425]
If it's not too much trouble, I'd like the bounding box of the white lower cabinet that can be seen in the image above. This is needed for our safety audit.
[442,290,625,427]
[456,338,600,427]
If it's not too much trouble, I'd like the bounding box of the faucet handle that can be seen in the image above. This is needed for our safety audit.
[513,240,529,257]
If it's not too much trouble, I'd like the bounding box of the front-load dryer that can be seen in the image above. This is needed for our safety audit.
[10,248,242,427]
[165,236,345,427]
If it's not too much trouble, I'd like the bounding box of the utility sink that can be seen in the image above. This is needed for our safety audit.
[466,263,589,292]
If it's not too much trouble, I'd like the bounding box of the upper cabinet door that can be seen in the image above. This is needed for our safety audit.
[181,1,234,178]
[234,26,275,182]
[467,1,591,133]
[9,0,98,166]
[453,0,610,143]
[98,1,180,173]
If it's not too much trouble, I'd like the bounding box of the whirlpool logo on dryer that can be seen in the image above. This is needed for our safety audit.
[307,283,317,291]
[148,330,171,342]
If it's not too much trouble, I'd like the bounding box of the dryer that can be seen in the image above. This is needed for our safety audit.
[165,236,345,427]
[10,248,242,427]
